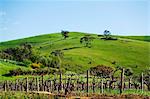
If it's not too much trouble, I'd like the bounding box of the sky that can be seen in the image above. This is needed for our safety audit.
[0,0,149,42]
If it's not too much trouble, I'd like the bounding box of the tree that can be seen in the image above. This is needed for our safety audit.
[51,50,63,69]
[38,56,48,67]
[80,35,94,48]
[0,42,33,62]
[61,30,69,39]
[103,30,111,39]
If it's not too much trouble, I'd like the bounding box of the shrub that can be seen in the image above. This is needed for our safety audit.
[90,65,114,78]
[0,43,33,62]
[30,63,41,69]
[23,59,32,66]
[101,37,117,40]
[124,68,133,76]
[9,68,23,76]
[5,67,58,76]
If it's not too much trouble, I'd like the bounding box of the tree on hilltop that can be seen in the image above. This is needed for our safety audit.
[80,34,94,48]
[61,30,69,39]
[103,30,111,39]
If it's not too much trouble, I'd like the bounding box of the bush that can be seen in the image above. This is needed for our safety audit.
[23,59,32,66]
[0,43,33,62]
[124,68,133,76]
[30,63,41,69]
[101,37,117,40]
[8,68,23,76]
[90,65,114,78]
[4,67,58,76]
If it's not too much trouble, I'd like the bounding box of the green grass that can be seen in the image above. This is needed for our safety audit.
[118,36,150,42]
[0,32,150,77]
[0,61,30,81]
[0,90,149,98]
[0,92,54,99]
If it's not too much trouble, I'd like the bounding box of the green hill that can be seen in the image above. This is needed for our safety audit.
[119,36,150,42]
[0,32,150,76]
[0,61,29,81]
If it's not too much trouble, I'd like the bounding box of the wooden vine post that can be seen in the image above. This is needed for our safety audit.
[59,70,62,92]
[26,77,29,92]
[101,79,104,94]
[120,68,124,94]
[86,70,89,96]
[141,72,143,93]
[4,80,7,92]
[42,75,44,91]
[92,76,95,93]
[129,78,132,89]
[36,77,39,92]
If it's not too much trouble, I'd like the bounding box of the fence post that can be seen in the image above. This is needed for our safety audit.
[7,80,9,91]
[49,80,52,92]
[93,76,95,93]
[86,70,89,96]
[141,72,143,93]
[101,79,104,94]
[42,75,44,91]
[120,68,124,94]
[26,77,29,92]
[4,81,7,92]
[20,79,23,91]
[129,78,131,89]
[36,77,39,92]
[15,79,17,91]
[59,71,62,92]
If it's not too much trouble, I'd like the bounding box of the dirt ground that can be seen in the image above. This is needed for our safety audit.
[65,94,150,99]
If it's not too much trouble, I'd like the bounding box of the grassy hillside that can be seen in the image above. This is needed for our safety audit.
[0,32,150,75]
[0,61,29,81]
[119,36,150,42]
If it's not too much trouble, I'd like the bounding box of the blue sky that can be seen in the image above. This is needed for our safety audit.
[0,0,149,42]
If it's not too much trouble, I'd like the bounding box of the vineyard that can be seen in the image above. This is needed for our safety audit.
[0,32,150,98]
[0,70,150,98]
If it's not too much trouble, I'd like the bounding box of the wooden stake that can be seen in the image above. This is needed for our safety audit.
[101,79,104,94]
[42,75,44,91]
[86,70,89,96]
[120,68,124,94]
[141,72,143,93]
[26,77,29,92]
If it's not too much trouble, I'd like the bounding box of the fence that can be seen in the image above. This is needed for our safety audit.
[0,70,147,96]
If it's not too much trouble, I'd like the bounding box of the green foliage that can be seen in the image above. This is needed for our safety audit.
[61,30,69,39]
[124,68,133,76]
[51,50,63,69]
[30,63,41,69]
[103,30,111,39]
[6,67,58,76]
[102,30,117,40]
[51,50,63,58]
[80,34,94,47]
[0,42,33,62]
[90,65,114,78]
[23,59,32,66]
